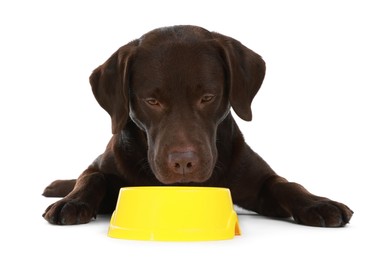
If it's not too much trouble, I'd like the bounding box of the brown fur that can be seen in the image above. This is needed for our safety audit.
[43,25,353,227]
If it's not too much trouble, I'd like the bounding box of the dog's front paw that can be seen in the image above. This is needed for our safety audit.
[43,199,96,225]
[292,198,353,227]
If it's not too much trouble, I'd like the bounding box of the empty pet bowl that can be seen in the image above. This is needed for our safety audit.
[108,187,241,241]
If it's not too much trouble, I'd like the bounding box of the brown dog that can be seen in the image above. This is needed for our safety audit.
[43,25,353,227]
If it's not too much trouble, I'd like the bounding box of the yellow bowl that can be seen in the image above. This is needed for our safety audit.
[108,187,241,241]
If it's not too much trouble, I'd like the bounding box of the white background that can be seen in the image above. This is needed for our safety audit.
[1,0,383,259]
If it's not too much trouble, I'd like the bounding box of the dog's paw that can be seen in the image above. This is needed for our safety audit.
[292,198,353,227]
[43,199,96,225]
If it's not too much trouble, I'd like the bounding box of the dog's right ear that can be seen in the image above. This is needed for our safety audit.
[89,41,138,134]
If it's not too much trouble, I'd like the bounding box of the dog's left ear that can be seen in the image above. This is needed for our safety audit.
[89,41,138,134]
[213,33,266,121]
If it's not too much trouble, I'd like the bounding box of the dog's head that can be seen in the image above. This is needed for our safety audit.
[90,25,265,184]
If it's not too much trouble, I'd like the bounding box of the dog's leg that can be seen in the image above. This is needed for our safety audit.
[42,179,76,197]
[257,175,353,227]
[230,151,353,227]
[42,167,107,225]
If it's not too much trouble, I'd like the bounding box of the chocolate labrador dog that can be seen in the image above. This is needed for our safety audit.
[43,25,353,227]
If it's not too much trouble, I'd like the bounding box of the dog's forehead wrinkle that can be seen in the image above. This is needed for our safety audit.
[137,40,222,70]
[132,46,226,101]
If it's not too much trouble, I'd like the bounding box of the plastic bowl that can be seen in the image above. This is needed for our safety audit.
[108,186,241,241]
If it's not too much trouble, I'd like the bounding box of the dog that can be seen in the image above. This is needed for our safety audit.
[43,25,353,227]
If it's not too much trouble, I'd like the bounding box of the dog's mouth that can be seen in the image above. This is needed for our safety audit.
[155,174,212,185]
[151,162,214,185]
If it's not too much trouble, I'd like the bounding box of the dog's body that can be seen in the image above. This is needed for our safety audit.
[43,25,353,227]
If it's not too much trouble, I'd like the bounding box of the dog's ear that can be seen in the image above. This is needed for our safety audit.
[213,33,266,121]
[89,41,138,134]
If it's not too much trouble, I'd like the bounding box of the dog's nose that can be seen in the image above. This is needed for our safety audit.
[168,151,199,175]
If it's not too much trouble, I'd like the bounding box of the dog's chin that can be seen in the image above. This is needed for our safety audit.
[154,172,212,185]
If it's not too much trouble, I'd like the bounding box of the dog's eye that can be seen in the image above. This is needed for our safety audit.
[145,98,160,106]
[201,95,215,103]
